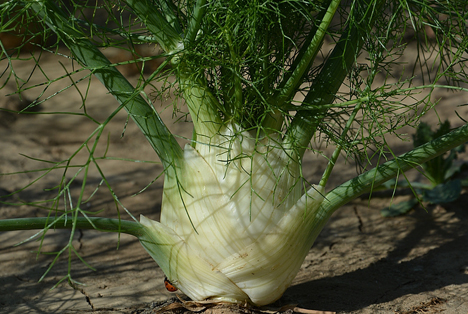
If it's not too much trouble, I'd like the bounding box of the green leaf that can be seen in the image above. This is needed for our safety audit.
[422,180,462,204]
[444,161,466,181]
[380,198,419,217]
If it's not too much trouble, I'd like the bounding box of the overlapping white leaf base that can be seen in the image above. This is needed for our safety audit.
[139,125,324,306]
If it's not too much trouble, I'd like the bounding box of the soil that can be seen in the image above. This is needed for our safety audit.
[1,45,468,314]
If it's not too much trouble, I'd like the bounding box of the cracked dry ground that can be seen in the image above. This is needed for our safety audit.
[1,52,468,313]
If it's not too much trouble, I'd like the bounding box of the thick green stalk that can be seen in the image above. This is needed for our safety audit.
[178,70,224,141]
[320,122,468,216]
[158,0,184,35]
[124,0,223,140]
[184,0,207,45]
[297,122,468,243]
[285,0,386,159]
[273,0,341,107]
[30,1,183,171]
[261,1,340,132]
[0,217,143,238]
[124,0,182,52]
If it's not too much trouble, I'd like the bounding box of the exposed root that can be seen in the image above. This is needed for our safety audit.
[130,297,335,314]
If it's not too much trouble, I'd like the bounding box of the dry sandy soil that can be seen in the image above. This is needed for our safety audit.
[1,45,468,314]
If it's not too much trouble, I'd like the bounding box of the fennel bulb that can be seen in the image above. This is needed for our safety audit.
[139,124,325,306]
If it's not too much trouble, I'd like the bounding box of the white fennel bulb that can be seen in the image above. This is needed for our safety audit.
[139,124,325,306]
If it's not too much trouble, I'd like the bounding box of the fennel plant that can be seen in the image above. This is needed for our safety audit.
[1,0,468,306]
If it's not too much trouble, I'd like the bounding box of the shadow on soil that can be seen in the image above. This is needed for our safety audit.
[284,194,468,312]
